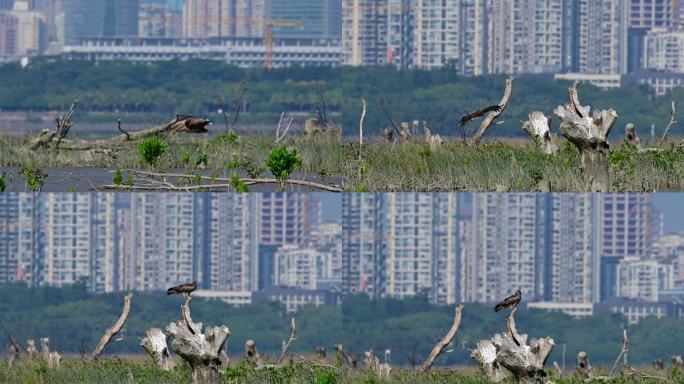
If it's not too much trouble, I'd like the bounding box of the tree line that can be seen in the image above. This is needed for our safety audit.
[1,59,682,139]
[1,283,682,367]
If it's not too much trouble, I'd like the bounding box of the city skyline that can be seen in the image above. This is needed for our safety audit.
[1,192,683,324]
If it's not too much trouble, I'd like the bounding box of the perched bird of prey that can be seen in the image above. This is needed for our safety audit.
[494,289,521,312]
[460,105,503,128]
[173,114,212,133]
[166,281,199,296]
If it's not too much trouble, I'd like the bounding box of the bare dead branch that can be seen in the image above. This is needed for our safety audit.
[55,99,79,148]
[380,99,402,138]
[117,119,130,140]
[0,320,24,355]
[91,292,133,360]
[423,304,464,372]
[277,318,296,365]
[658,101,677,147]
[609,330,628,376]
[472,76,514,144]
[359,98,367,146]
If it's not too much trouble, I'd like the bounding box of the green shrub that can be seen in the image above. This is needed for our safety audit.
[231,173,248,192]
[113,169,122,185]
[19,164,46,192]
[138,137,167,166]
[267,146,302,180]
[0,173,5,192]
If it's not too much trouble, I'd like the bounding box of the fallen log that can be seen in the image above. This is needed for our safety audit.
[92,292,133,360]
[28,117,193,151]
[522,112,557,155]
[554,81,617,192]
[471,307,554,384]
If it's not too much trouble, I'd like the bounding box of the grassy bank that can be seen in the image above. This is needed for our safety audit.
[343,140,684,192]
[1,358,681,384]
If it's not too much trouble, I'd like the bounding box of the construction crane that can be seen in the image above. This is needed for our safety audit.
[185,16,305,69]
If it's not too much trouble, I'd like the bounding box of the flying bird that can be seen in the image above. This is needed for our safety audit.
[494,289,521,312]
[174,114,212,133]
[166,280,199,296]
[460,105,503,128]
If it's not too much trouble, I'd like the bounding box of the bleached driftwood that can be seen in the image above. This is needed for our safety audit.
[166,294,230,384]
[423,304,464,372]
[472,76,514,144]
[28,116,196,152]
[277,318,296,365]
[140,328,175,371]
[554,81,618,192]
[624,124,641,149]
[40,337,61,369]
[92,292,133,360]
[522,112,557,155]
[471,307,554,384]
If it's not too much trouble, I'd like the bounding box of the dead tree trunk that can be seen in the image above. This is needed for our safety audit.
[166,295,230,384]
[472,76,514,144]
[92,293,133,360]
[140,328,174,371]
[624,124,641,149]
[554,81,617,192]
[658,101,677,147]
[522,112,557,155]
[471,308,554,384]
[276,318,296,365]
[40,337,61,369]
[423,304,464,372]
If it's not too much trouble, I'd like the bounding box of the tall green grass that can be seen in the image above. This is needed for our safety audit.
[344,140,684,192]
[1,358,681,384]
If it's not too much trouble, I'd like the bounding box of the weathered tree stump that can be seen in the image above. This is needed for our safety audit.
[140,328,174,371]
[577,351,591,373]
[40,337,61,369]
[7,344,19,366]
[522,112,557,155]
[165,295,230,384]
[471,308,554,384]
[624,124,641,149]
[243,339,260,365]
[554,81,617,192]
[315,346,326,360]
[26,339,36,358]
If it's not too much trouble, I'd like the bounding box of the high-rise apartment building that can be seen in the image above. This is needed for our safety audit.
[104,0,140,36]
[10,0,43,56]
[341,193,383,298]
[182,0,265,38]
[139,3,181,37]
[601,193,654,259]
[268,0,341,38]
[0,11,17,56]
[60,0,106,44]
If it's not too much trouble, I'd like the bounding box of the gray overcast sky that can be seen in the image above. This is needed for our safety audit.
[653,194,684,233]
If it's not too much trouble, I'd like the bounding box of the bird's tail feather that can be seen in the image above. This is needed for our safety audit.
[494,304,503,312]
[166,288,178,295]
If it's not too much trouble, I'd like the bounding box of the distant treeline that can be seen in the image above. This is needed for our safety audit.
[1,283,683,367]
[0,58,342,126]
[1,59,682,139]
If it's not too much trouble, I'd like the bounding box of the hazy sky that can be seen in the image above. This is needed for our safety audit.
[653,193,684,233]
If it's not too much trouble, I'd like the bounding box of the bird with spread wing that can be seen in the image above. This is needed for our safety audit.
[167,280,199,296]
[459,105,502,141]
[494,289,521,312]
